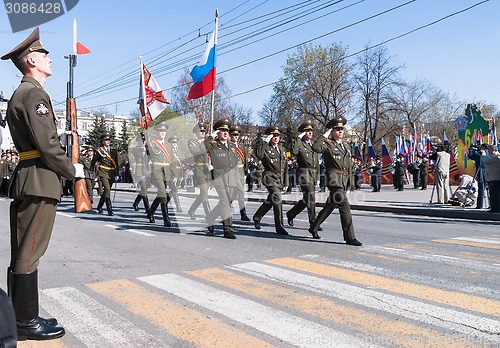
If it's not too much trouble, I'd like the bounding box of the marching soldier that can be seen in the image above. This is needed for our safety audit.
[252,126,290,235]
[130,133,150,213]
[286,120,320,228]
[229,125,251,221]
[91,133,118,216]
[146,124,172,227]
[309,116,362,246]
[204,118,240,239]
[419,154,429,190]
[168,135,183,212]
[2,27,85,340]
[80,146,95,204]
[187,122,212,220]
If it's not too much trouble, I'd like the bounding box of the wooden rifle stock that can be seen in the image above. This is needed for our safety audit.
[67,98,92,213]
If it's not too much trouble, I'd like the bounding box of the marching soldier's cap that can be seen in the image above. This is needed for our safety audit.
[1,27,49,62]
[155,123,168,131]
[265,125,282,135]
[101,132,111,140]
[326,116,347,130]
[398,153,405,158]
[229,125,241,136]
[214,118,232,131]
[298,120,314,132]
[193,121,208,133]
[168,135,178,143]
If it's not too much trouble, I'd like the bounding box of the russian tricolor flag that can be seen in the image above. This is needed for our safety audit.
[187,27,217,100]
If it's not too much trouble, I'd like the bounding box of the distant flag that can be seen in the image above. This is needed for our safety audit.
[425,135,432,154]
[73,19,90,55]
[419,134,425,153]
[443,132,449,147]
[491,117,497,145]
[187,24,218,100]
[381,137,392,184]
[354,141,363,161]
[367,139,376,158]
[138,61,169,128]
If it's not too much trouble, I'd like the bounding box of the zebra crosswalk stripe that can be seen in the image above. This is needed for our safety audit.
[139,273,381,348]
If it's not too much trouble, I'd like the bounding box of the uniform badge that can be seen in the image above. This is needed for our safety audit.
[35,101,50,117]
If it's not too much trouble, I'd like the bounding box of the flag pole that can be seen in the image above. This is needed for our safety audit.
[209,8,218,134]
[139,56,148,129]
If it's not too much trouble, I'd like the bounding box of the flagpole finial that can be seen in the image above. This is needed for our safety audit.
[215,8,218,19]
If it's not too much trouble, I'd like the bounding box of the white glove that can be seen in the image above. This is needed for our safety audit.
[298,132,306,139]
[323,129,332,138]
[141,175,147,183]
[265,134,273,143]
[211,130,219,138]
[73,163,85,178]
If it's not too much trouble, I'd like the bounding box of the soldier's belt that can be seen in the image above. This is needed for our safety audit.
[152,162,170,166]
[195,162,206,166]
[238,164,244,168]
[19,150,41,161]
[99,165,116,171]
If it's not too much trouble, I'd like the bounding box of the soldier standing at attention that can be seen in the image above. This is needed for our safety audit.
[146,124,173,227]
[204,118,239,239]
[187,122,212,220]
[252,126,290,235]
[229,125,251,221]
[309,116,362,246]
[286,120,320,228]
[91,133,118,216]
[2,27,85,340]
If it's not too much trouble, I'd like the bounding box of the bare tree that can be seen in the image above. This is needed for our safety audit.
[354,45,403,156]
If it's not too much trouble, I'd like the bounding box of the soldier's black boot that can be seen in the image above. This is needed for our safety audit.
[10,270,65,341]
[132,195,142,211]
[240,208,250,221]
[96,196,105,214]
[8,268,57,327]
[147,198,160,223]
[105,198,114,216]
[160,203,172,227]
[142,196,150,214]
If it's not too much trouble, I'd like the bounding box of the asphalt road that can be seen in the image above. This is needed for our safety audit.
[0,190,498,348]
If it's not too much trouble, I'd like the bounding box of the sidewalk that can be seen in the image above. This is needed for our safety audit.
[115,183,500,222]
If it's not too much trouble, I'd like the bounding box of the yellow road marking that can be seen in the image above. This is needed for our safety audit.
[189,268,477,348]
[266,258,500,316]
[87,279,272,348]
[18,341,65,348]
[432,239,500,250]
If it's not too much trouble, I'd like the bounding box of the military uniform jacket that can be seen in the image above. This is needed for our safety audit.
[312,136,353,190]
[130,146,150,178]
[254,141,288,188]
[170,148,183,182]
[290,137,319,186]
[148,139,173,182]
[188,138,211,184]
[91,147,118,180]
[6,76,75,200]
[204,136,240,187]
[79,155,93,179]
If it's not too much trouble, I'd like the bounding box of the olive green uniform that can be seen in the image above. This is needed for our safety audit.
[253,140,289,231]
[79,153,94,203]
[287,137,319,224]
[130,144,150,212]
[187,137,211,217]
[91,145,118,215]
[310,135,356,241]
[7,76,76,273]
[204,136,240,234]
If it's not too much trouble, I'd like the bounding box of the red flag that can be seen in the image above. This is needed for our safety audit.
[76,41,90,54]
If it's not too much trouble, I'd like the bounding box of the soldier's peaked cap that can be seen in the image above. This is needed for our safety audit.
[326,116,347,129]
[1,27,49,62]
[155,123,168,131]
[298,120,314,132]
[193,121,208,133]
[265,125,281,135]
[168,135,178,143]
[100,132,111,140]
[229,125,241,135]
[214,118,232,131]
